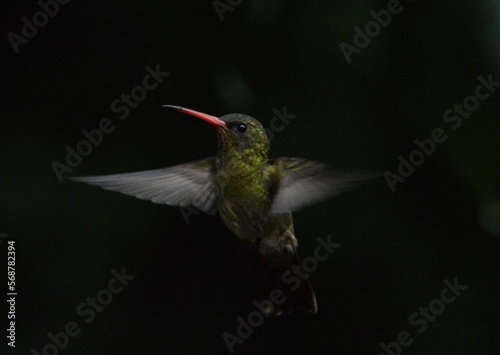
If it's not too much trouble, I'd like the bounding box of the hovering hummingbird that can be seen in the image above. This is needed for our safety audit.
[68,106,377,315]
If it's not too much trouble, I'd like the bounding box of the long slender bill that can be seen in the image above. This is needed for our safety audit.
[162,105,226,128]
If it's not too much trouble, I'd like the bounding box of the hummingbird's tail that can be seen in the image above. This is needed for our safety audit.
[255,234,317,316]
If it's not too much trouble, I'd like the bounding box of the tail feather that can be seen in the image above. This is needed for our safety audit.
[255,243,317,316]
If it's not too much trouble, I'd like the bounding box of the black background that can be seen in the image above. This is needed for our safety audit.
[2,0,500,354]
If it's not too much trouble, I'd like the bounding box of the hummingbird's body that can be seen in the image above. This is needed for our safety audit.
[69,106,376,315]
[214,116,276,242]
[215,158,310,314]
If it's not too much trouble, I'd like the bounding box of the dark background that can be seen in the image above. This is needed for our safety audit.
[2,0,500,354]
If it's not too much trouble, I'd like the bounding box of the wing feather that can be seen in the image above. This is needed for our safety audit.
[268,158,379,214]
[67,158,217,214]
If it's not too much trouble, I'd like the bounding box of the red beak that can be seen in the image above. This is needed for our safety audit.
[162,105,226,128]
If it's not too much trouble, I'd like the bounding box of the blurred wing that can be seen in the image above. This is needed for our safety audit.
[67,158,218,214]
[268,158,379,214]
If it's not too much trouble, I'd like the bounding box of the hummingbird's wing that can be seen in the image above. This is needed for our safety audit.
[267,158,379,214]
[67,158,218,214]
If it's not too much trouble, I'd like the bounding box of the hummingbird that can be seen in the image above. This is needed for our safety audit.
[68,106,377,315]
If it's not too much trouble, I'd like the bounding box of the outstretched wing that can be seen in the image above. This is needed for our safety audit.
[267,158,379,214]
[67,158,218,214]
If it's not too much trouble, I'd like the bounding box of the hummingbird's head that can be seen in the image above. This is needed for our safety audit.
[217,113,270,156]
[163,105,270,160]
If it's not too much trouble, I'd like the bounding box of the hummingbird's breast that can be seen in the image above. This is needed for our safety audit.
[216,171,268,240]
[214,158,293,243]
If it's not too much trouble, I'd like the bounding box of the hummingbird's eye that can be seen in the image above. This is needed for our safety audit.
[236,123,248,134]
